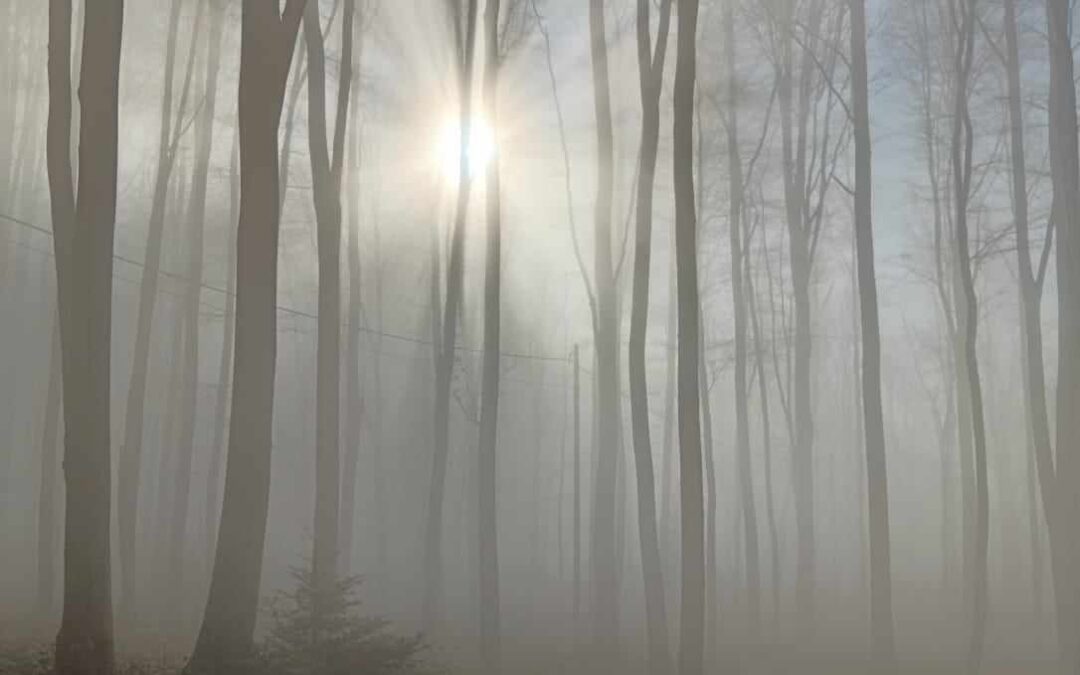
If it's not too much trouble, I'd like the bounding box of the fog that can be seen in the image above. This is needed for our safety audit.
[0,0,1077,673]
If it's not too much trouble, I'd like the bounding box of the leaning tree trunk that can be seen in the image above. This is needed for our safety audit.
[628,0,673,671]
[188,3,305,671]
[851,0,894,665]
[673,0,704,671]
[303,0,354,613]
[47,1,124,673]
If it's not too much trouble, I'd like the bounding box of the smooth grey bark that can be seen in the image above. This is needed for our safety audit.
[723,2,761,638]
[47,1,123,672]
[572,344,582,630]
[777,0,818,632]
[746,211,781,629]
[424,0,478,632]
[36,310,63,621]
[851,0,894,664]
[340,8,365,577]
[947,1,988,669]
[204,126,238,568]
[477,0,501,669]
[187,3,305,670]
[587,0,622,654]
[1046,0,1080,670]
[1000,0,1054,644]
[303,0,354,607]
[116,0,200,621]
[628,0,673,670]
[169,1,226,632]
[673,0,704,671]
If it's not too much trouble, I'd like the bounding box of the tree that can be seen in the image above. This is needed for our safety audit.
[586,0,624,654]
[1045,0,1080,669]
[188,2,306,670]
[36,311,62,622]
[116,0,201,621]
[946,0,989,669]
[46,0,124,672]
[851,0,894,664]
[303,0,355,616]
[477,1,503,669]
[673,0,704,671]
[628,0,673,670]
[168,0,227,633]
[722,0,761,638]
[424,0,478,632]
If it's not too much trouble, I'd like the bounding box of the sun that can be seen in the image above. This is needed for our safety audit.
[437,115,496,182]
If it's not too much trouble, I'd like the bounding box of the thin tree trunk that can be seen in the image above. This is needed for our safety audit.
[851,0,894,664]
[673,0,704,670]
[188,4,305,670]
[587,0,622,656]
[303,0,354,610]
[628,1,673,670]
[36,310,63,622]
[724,3,761,639]
[117,0,200,621]
[424,0,478,631]
[47,1,123,672]
[947,2,988,669]
[204,124,239,571]
[477,1,501,669]
[169,1,226,636]
[1046,0,1080,669]
[572,344,582,634]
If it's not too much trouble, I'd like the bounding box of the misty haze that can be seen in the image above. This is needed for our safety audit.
[1,0,1079,673]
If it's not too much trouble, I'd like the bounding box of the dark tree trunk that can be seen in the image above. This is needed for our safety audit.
[188,3,305,670]
[303,0,354,609]
[628,1,673,670]
[851,0,894,664]
[673,0,704,671]
[47,1,124,672]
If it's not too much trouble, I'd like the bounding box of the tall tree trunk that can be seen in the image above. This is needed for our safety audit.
[477,1,501,669]
[587,0,621,656]
[947,1,988,669]
[116,0,199,621]
[673,0,704,671]
[36,310,63,622]
[204,125,239,570]
[340,35,363,576]
[188,3,305,670]
[746,217,781,631]
[169,2,226,636]
[424,0,478,631]
[777,0,816,634]
[851,0,894,664]
[628,1,673,670]
[303,0,354,612]
[572,343,582,634]
[1046,0,1080,669]
[724,3,761,639]
[47,1,124,672]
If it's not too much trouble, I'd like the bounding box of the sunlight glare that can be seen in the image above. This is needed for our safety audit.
[437,115,496,182]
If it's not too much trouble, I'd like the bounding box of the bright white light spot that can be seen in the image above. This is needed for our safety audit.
[437,115,495,182]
